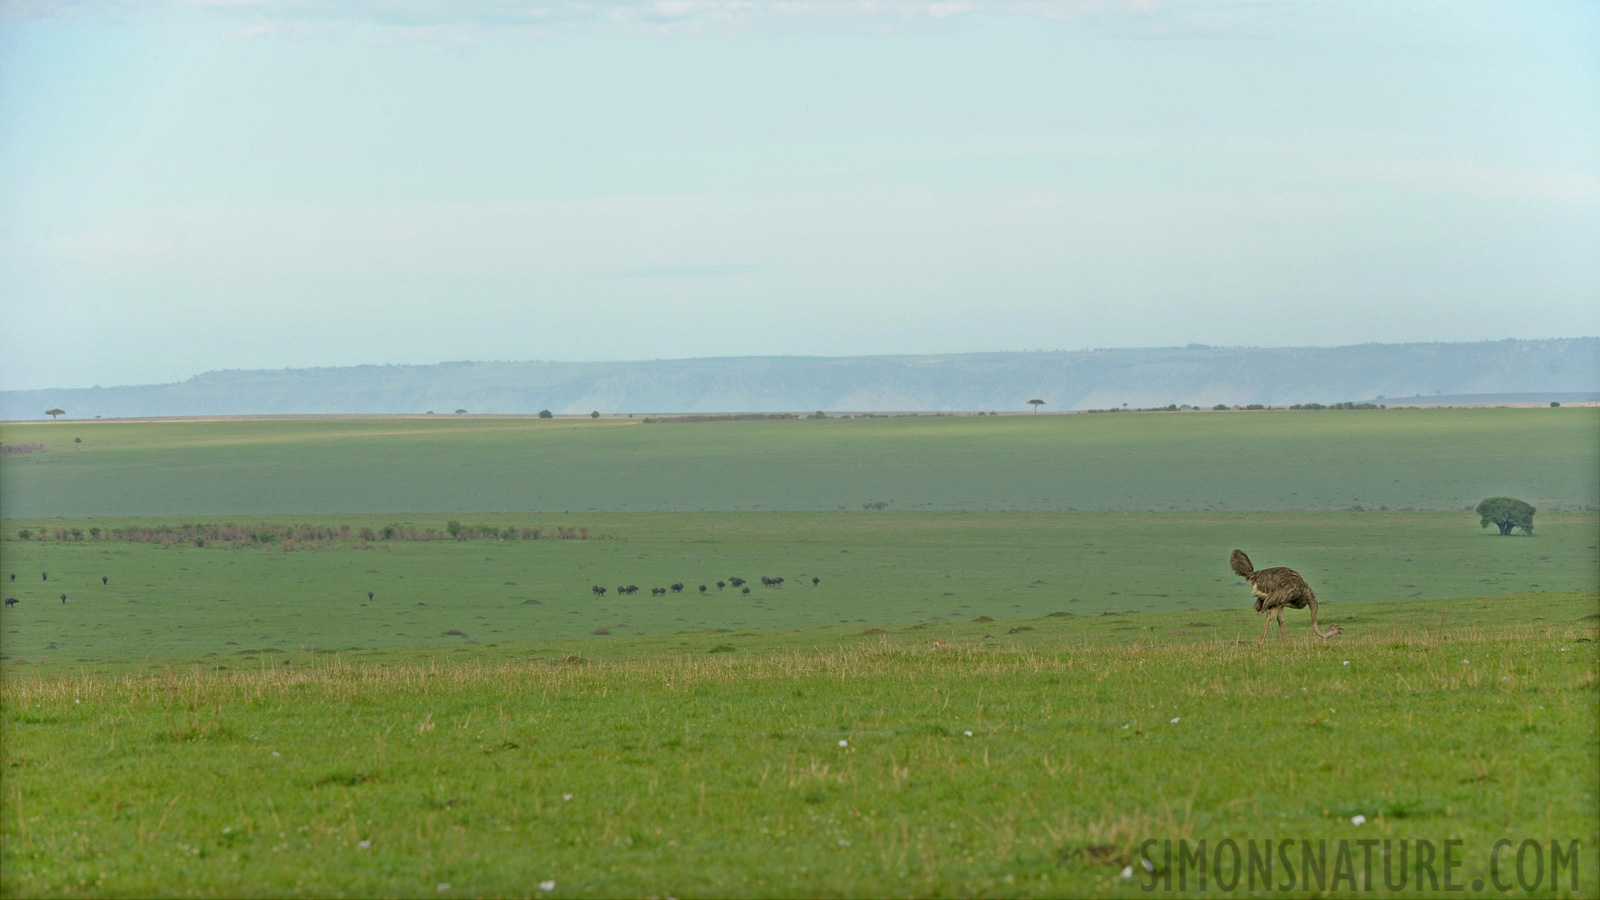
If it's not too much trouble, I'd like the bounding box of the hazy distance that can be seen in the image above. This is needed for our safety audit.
[1,2,1596,391]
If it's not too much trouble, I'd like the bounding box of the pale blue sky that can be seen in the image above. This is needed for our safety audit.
[1,1,1596,390]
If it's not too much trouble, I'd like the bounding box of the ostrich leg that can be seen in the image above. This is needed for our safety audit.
[1276,608,1287,644]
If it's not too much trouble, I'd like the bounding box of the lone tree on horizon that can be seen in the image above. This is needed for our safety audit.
[45,408,64,420]
[1028,399,1045,413]
[1476,497,1535,536]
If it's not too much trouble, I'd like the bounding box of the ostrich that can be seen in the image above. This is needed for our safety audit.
[1230,550,1340,646]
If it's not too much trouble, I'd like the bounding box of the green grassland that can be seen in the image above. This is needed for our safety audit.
[2,410,1597,896]
[1,511,1596,672]
[1,408,1595,518]
[4,601,1597,898]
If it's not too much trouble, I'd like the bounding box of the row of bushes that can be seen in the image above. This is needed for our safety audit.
[13,521,595,548]
[0,443,43,454]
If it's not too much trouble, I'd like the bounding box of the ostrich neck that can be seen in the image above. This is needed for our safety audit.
[1308,597,1338,638]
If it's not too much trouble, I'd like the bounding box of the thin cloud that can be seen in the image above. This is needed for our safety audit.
[2,0,1196,37]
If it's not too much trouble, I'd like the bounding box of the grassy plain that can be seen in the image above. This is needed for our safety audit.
[3,600,1597,898]
[2,410,1597,896]
[0,511,1596,672]
[1,408,1595,518]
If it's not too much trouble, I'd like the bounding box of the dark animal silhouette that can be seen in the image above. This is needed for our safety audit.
[41,572,47,581]
[367,591,374,601]
[729,577,745,587]
[1230,550,1340,646]
[741,586,750,595]
[671,583,684,593]
[103,576,109,586]
[4,597,17,607]
[716,581,726,590]
[626,585,639,595]
[652,587,666,596]
[10,573,15,582]
[812,576,820,586]
[60,593,67,604]
[591,585,607,597]
[698,585,707,594]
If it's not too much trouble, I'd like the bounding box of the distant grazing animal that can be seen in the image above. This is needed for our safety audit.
[41,572,47,581]
[367,591,374,601]
[652,587,666,596]
[9,573,15,582]
[741,586,750,595]
[812,576,820,586]
[591,585,607,597]
[671,583,684,593]
[716,581,725,590]
[4,597,17,607]
[698,585,707,594]
[103,576,109,586]
[1230,549,1341,646]
[729,577,745,587]
[626,585,639,595]
[60,593,67,604]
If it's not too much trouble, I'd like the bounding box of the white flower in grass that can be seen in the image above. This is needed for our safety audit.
[538,881,556,892]
[1170,717,1180,724]
[357,839,370,849]
[839,739,848,747]
[964,730,973,737]
[838,838,850,847]
[562,793,573,802]
[437,884,451,892]
[1342,660,1350,666]
[1351,815,1367,826]
[1120,866,1134,879]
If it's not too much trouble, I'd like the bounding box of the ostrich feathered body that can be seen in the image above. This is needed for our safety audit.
[1229,549,1316,613]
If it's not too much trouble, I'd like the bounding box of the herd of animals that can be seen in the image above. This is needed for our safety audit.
[2,570,107,607]
[589,575,821,598]
[2,550,1339,648]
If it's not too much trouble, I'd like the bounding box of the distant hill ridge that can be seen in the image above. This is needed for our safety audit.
[2,338,1596,420]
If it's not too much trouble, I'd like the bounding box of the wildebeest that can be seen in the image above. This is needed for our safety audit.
[60,593,66,604]
[741,586,750,595]
[729,577,745,587]
[41,572,47,581]
[671,583,684,593]
[103,576,109,586]
[698,584,707,594]
[367,591,374,601]
[625,585,639,595]
[812,576,820,586]
[4,597,17,607]
[9,573,14,582]
[591,585,608,597]
[716,581,725,590]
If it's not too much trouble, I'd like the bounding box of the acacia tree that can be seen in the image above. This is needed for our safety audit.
[45,408,64,420]
[1028,399,1045,413]
[1476,497,1535,536]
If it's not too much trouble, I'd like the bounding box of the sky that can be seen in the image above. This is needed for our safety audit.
[1,1,1597,390]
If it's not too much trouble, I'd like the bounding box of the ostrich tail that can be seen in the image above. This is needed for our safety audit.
[1229,549,1254,577]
